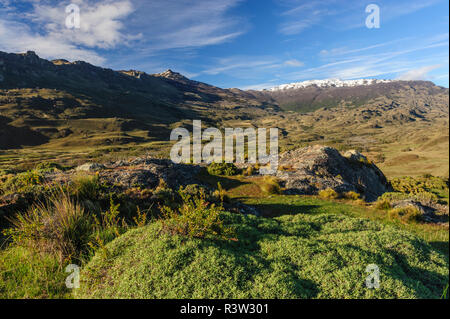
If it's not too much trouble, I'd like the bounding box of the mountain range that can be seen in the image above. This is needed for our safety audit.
[0,51,448,177]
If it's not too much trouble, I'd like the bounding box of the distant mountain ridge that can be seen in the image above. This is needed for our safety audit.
[265,78,395,91]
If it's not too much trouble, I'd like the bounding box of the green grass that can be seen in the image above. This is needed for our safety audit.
[243,195,449,258]
[0,246,71,299]
[76,212,448,299]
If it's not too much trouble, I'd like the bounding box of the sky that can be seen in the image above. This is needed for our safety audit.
[0,0,448,89]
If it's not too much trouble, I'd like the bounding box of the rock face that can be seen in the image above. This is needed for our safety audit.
[98,158,202,190]
[276,145,390,201]
[76,163,105,172]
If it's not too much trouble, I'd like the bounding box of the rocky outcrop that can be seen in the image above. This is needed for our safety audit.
[276,145,391,201]
[390,199,449,224]
[98,158,202,190]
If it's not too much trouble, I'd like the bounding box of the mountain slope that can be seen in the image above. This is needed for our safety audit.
[0,51,275,150]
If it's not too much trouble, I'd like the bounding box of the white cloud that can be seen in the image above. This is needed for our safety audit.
[31,0,137,49]
[0,19,105,64]
[127,0,246,52]
[201,56,279,76]
[0,0,246,64]
[278,0,444,35]
[397,65,441,80]
[284,59,304,67]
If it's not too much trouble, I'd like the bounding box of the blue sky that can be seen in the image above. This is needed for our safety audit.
[0,0,448,89]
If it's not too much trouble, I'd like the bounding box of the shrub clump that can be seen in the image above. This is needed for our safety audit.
[4,191,93,262]
[1,170,45,194]
[318,188,339,199]
[35,162,64,173]
[390,175,448,204]
[343,191,361,200]
[388,206,422,223]
[260,176,282,195]
[207,162,240,176]
[374,198,392,210]
[159,187,234,240]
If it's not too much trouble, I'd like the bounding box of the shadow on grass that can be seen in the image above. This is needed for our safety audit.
[429,241,450,259]
[243,202,322,218]
[197,171,248,191]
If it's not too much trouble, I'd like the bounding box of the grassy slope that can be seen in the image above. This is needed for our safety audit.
[1,172,448,299]
[0,246,70,298]
[76,212,448,299]
[198,174,449,257]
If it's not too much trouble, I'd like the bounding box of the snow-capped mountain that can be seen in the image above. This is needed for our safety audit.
[266,79,395,91]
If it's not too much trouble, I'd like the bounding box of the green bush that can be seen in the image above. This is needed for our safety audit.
[89,197,128,259]
[207,162,240,176]
[318,188,339,199]
[388,206,422,223]
[1,170,45,194]
[260,176,282,195]
[374,198,392,210]
[35,162,64,173]
[76,213,448,299]
[380,191,438,204]
[343,191,361,200]
[390,175,448,204]
[160,188,234,240]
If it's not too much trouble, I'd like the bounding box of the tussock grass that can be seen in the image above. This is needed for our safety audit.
[3,190,93,263]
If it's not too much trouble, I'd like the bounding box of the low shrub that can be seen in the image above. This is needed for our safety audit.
[390,175,448,204]
[1,170,45,193]
[380,191,438,204]
[89,197,128,258]
[374,198,392,210]
[152,178,176,205]
[160,188,234,240]
[318,188,339,199]
[343,191,361,200]
[260,176,282,195]
[207,162,240,176]
[77,213,449,299]
[35,162,64,173]
[243,165,255,176]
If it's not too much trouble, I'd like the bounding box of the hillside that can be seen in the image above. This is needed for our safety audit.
[0,51,275,150]
[0,51,448,177]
